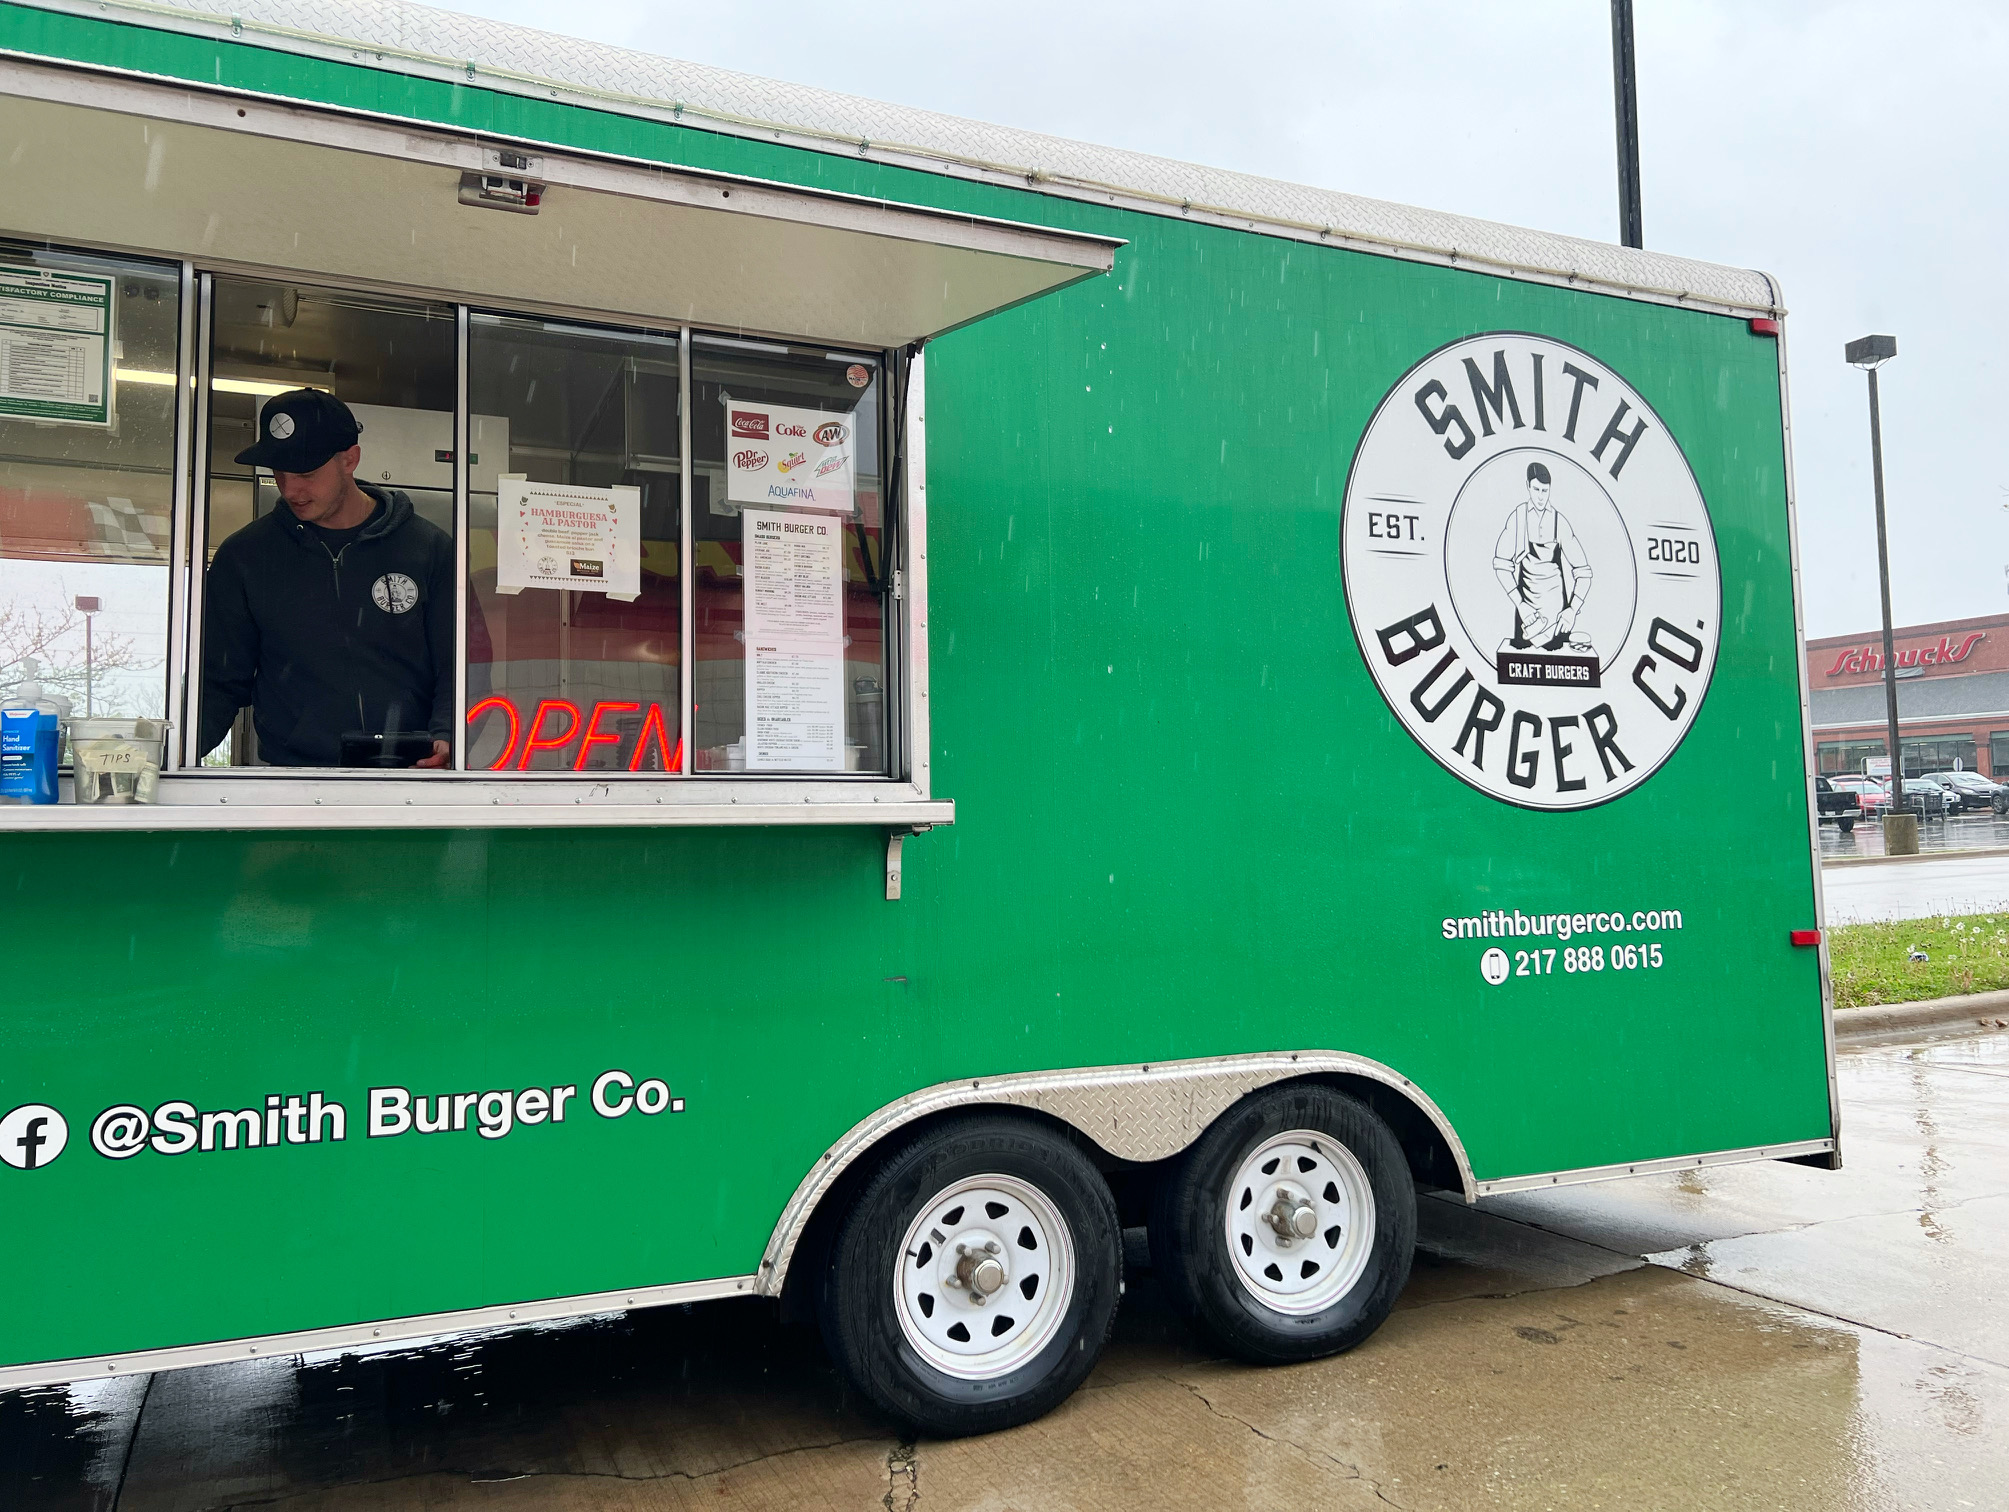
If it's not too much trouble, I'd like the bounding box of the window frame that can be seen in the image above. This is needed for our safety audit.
[1,250,941,831]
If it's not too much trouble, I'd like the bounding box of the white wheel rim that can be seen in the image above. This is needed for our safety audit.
[1223,1128,1376,1316]
[894,1173,1076,1380]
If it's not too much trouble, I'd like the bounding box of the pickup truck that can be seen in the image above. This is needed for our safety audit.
[1816,776,1860,833]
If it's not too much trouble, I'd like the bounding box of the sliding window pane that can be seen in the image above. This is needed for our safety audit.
[690,338,886,774]
[197,278,457,767]
[466,314,682,772]
[0,242,178,726]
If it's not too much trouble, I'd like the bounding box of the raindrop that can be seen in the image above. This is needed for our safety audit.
[947,1322,971,1343]
[985,1201,1009,1220]
[1017,1225,1038,1250]
[990,1314,1015,1336]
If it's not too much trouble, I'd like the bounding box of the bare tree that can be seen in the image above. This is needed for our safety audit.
[0,596,159,716]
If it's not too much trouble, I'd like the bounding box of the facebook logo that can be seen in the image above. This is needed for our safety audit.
[0,1104,69,1170]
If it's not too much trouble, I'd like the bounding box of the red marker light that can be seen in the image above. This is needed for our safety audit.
[1790,929,1821,947]
[1750,317,1780,337]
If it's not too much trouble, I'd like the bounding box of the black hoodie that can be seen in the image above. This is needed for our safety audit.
[200,485,455,766]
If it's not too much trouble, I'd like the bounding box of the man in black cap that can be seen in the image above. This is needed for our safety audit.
[200,388,455,767]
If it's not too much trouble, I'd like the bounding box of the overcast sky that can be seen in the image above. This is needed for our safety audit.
[454,0,2001,638]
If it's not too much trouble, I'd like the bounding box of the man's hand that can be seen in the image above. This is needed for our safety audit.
[415,740,451,769]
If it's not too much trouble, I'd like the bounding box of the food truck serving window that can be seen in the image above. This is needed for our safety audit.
[0,242,930,827]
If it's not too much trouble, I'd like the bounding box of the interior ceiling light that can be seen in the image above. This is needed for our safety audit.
[116,370,329,397]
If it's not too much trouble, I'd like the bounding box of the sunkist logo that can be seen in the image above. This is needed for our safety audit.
[1824,632,1984,677]
[1341,333,1721,811]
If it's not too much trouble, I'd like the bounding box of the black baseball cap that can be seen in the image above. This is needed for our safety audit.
[234,389,362,472]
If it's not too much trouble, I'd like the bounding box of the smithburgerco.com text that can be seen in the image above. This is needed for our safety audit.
[1440,908,1683,942]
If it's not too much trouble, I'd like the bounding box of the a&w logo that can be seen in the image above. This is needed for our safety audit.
[1342,333,1719,811]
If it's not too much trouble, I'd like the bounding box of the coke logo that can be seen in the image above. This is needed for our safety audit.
[733,449,769,470]
[774,421,807,439]
[730,410,768,439]
[814,421,848,447]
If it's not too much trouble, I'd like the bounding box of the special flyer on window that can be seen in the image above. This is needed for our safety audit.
[724,400,857,516]
[496,478,641,599]
[742,508,846,771]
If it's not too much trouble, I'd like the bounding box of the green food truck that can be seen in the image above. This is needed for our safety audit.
[0,0,1833,1437]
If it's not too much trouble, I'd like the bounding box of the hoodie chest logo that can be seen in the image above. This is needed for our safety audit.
[371,573,419,614]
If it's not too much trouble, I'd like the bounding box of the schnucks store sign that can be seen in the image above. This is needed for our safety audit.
[1821,630,1988,680]
[1807,617,2009,686]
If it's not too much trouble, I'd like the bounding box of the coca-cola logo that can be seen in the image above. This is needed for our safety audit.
[732,449,769,470]
[774,421,807,439]
[1823,631,1985,677]
[814,421,848,447]
[730,410,768,439]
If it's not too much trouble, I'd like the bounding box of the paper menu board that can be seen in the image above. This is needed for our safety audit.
[496,477,641,600]
[724,399,857,516]
[747,643,845,772]
[743,508,847,772]
[0,268,114,427]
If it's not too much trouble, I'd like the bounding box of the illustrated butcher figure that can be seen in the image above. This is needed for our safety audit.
[1493,462,1594,652]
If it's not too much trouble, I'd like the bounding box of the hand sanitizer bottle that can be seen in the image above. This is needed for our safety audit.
[0,661,74,805]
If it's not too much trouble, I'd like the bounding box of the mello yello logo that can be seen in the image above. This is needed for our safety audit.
[1342,334,1720,811]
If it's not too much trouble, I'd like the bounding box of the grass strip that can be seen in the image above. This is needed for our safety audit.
[1829,911,2009,1008]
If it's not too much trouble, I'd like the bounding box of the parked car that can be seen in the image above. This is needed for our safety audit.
[1815,776,1859,834]
[1923,770,2006,813]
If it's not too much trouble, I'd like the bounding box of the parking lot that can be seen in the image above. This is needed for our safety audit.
[8,1028,2004,1512]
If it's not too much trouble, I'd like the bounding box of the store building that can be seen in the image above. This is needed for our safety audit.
[1807,612,2009,776]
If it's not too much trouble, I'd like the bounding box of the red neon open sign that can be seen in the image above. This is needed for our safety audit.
[467,697,683,772]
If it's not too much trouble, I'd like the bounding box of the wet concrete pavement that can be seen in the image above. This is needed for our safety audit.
[1823,848,2009,924]
[7,1033,2007,1511]
[1818,809,2009,861]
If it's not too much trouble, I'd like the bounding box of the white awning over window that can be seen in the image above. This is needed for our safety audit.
[0,58,1120,346]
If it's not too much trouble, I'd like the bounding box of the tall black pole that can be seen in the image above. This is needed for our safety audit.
[1610,0,1643,248]
[1867,366,1903,791]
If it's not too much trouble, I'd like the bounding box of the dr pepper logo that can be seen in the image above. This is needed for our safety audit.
[733,449,769,470]
[730,410,769,439]
[1341,333,1720,811]
[813,421,849,447]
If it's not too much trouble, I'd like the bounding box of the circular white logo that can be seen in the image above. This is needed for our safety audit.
[371,573,419,614]
[1342,334,1719,810]
[1480,948,1511,986]
[1,1103,69,1170]
[268,412,296,439]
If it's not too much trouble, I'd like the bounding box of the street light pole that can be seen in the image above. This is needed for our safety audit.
[1846,335,1905,847]
[1609,0,1643,248]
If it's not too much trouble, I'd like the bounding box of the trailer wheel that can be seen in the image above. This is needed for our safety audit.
[1838,817,1855,834]
[1151,1085,1415,1365]
[817,1114,1121,1437]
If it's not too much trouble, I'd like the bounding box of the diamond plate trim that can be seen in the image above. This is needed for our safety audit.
[21,0,1782,316]
[754,1051,1476,1294]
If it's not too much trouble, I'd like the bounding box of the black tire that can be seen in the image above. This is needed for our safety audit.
[1151,1084,1416,1366]
[817,1114,1121,1438]
[1838,817,1855,834]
